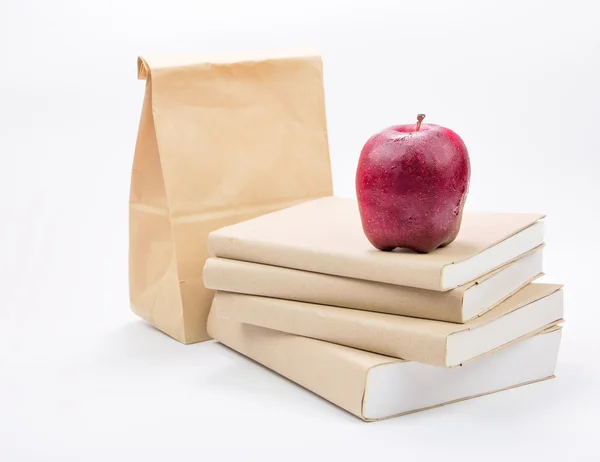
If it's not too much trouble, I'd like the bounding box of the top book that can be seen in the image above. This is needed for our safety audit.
[207,197,544,291]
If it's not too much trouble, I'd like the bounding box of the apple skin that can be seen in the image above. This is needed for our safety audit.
[356,120,470,253]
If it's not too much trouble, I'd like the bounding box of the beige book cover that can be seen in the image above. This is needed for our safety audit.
[214,283,564,367]
[128,51,333,344]
[208,196,544,291]
[207,308,562,421]
[203,245,544,323]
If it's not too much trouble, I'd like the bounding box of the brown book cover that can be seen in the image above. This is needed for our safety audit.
[207,197,544,291]
[203,246,543,323]
[207,308,562,421]
[213,283,563,367]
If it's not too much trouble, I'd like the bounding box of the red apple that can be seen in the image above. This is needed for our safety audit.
[356,114,470,253]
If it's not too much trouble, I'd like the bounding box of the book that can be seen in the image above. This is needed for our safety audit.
[207,307,562,421]
[213,283,563,367]
[203,245,544,323]
[207,196,545,291]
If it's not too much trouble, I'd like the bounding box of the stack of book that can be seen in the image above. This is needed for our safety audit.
[204,197,564,421]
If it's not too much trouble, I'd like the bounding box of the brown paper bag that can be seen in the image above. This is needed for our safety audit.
[129,51,333,344]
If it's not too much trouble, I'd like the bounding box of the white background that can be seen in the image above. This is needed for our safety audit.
[1,0,599,460]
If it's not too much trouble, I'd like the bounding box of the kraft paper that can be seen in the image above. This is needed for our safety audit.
[207,197,544,291]
[129,51,333,344]
[207,307,560,421]
[202,245,544,323]
[213,283,563,366]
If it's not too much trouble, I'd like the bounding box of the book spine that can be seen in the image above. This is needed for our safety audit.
[214,292,450,367]
[203,257,465,322]
[207,306,382,420]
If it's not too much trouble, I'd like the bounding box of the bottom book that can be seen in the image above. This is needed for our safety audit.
[207,306,562,421]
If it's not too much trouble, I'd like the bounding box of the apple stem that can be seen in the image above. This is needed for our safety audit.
[416,114,426,131]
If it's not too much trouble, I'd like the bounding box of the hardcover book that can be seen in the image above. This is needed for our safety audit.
[207,196,545,291]
[213,283,563,367]
[203,246,543,323]
[207,308,562,421]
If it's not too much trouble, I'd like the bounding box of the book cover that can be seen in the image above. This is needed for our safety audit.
[203,246,544,323]
[207,196,544,291]
[213,283,563,367]
[207,308,562,421]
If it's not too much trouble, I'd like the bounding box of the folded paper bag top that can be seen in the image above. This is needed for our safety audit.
[136,49,323,79]
[129,50,333,344]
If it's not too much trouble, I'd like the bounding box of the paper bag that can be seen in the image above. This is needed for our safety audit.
[129,51,333,344]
